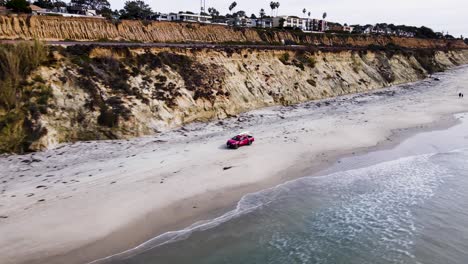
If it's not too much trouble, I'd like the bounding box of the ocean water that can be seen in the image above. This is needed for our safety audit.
[101,140,468,264]
[86,66,468,264]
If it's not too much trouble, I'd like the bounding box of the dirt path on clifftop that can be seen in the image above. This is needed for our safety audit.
[2,40,465,52]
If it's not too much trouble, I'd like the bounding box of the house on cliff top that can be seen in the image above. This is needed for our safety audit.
[30,3,104,19]
[30,5,46,15]
[272,16,327,32]
[153,12,212,23]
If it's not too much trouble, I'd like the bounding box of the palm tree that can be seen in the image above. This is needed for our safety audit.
[308,11,311,18]
[229,1,237,14]
[270,1,276,16]
[275,2,280,16]
[322,12,327,20]
[303,8,306,16]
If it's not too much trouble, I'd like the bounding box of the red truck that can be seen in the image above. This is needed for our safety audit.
[226,133,255,149]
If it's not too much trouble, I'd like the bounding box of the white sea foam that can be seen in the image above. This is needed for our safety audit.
[90,149,468,264]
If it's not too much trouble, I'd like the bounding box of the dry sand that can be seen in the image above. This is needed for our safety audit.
[1,65,468,264]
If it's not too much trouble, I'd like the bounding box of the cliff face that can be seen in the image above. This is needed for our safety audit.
[16,46,467,151]
[1,15,467,49]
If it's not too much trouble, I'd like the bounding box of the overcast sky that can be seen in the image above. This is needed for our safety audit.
[109,0,467,37]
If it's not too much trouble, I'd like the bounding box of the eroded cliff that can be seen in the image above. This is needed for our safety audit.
[1,15,467,50]
[1,44,465,152]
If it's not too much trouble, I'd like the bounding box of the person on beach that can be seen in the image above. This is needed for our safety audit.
[459,93,463,98]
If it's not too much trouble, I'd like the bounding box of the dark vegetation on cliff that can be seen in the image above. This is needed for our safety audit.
[0,41,464,154]
[366,44,445,74]
[0,41,51,153]
[58,45,228,133]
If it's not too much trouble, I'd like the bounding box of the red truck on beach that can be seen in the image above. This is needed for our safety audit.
[226,132,255,149]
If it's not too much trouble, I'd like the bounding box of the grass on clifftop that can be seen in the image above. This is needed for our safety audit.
[0,41,49,153]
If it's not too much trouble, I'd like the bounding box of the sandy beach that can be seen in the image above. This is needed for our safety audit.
[1,65,468,264]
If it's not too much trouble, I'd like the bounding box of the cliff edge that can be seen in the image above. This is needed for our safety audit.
[1,42,467,153]
[0,15,467,49]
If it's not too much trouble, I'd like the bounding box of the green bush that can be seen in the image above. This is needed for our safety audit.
[293,60,305,71]
[0,40,48,153]
[0,110,26,153]
[32,75,45,83]
[295,52,316,69]
[5,0,31,13]
[279,52,290,64]
[0,41,47,110]
[307,56,317,68]
[98,106,119,128]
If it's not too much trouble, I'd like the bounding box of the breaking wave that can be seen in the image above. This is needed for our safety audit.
[90,149,468,264]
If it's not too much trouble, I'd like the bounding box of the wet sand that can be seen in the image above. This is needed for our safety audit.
[1,66,468,264]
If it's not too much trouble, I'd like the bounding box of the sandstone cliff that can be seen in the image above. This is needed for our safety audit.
[6,45,464,151]
[1,15,467,50]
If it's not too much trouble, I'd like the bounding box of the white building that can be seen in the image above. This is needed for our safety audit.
[362,25,416,38]
[153,13,170,21]
[256,18,273,28]
[32,4,104,18]
[228,16,273,28]
[228,16,253,27]
[273,16,305,30]
[363,26,373,34]
[342,25,354,33]
[272,16,327,32]
[35,9,104,18]
[168,12,212,23]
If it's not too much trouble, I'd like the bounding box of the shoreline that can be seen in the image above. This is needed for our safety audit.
[1,66,468,264]
[87,112,464,264]
[111,113,468,264]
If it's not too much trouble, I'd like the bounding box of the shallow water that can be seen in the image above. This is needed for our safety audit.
[101,114,468,264]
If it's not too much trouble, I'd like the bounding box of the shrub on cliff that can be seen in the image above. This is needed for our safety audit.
[5,0,31,13]
[0,41,47,111]
[412,49,441,74]
[295,51,316,68]
[0,41,48,153]
[98,106,119,128]
[61,47,227,136]
[0,111,27,153]
[279,52,290,64]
